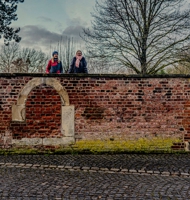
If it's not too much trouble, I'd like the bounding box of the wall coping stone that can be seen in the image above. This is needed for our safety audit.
[0,73,190,78]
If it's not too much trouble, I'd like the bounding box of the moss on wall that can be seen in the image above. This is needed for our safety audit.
[0,137,184,155]
[71,137,182,153]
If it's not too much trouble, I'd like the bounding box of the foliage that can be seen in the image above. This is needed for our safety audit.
[0,0,24,45]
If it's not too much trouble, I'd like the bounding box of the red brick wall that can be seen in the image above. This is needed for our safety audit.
[10,85,62,139]
[0,74,190,147]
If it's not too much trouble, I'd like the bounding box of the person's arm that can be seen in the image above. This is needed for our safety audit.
[83,58,88,74]
[46,60,51,73]
[68,57,75,73]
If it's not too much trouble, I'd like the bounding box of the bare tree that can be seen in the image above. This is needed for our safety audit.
[59,37,76,73]
[0,42,19,72]
[17,48,48,72]
[166,64,190,74]
[83,0,190,74]
[0,0,24,45]
[166,45,190,74]
[178,46,190,68]
[87,57,110,73]
[0,43,48,72]
[86,50,137,74]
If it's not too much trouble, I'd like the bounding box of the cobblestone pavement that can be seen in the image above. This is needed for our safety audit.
[1,154,190,176]
[0,154,190,199]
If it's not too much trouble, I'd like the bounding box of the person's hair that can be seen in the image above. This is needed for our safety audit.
[76,50,82,55]
[51,58,60,63]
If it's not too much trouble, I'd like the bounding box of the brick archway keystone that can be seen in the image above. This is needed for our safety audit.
[12,78,75,146]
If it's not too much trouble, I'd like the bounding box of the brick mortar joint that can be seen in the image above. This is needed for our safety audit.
[0,162,188,177]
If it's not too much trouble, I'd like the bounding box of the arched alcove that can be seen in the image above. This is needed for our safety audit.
[12,78,74,146]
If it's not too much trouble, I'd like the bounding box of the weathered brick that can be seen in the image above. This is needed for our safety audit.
[0,75,189,150]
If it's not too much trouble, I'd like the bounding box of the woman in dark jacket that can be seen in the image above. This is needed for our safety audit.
[68,50,88,74]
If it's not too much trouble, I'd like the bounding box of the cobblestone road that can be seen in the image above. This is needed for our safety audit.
[0,154,190,199]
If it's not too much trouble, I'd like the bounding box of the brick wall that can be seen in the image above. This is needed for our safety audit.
[10,85,62,139]
[0,74,190,149]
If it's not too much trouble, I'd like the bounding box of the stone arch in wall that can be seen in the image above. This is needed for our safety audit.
[12,78,74,146]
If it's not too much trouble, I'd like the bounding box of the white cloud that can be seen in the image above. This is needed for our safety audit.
[0,0,95,54]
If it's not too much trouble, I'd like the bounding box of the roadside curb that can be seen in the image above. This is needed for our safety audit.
[0,162,189,177]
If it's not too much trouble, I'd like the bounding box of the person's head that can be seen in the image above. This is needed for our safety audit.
[76,50,82,57]
[52,51,58,58]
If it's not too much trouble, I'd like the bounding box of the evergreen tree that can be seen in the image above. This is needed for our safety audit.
[0,0,24,45]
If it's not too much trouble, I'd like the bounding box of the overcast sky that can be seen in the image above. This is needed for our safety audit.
[1,0,189,56]
[9,0,96,55]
